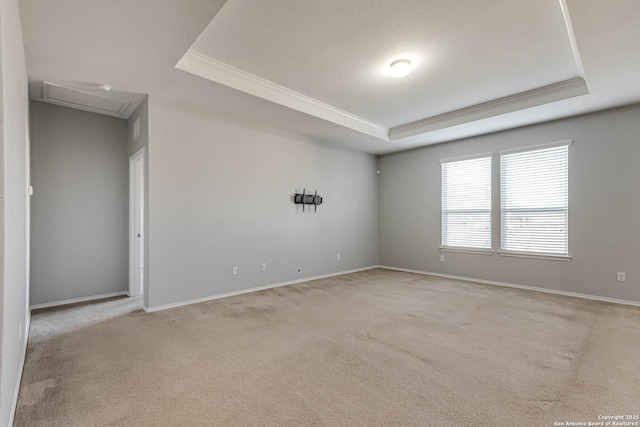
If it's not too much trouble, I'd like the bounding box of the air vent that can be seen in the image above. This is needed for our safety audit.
[42,82,132,118]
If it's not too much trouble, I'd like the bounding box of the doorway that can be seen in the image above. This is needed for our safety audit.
[129,148,145,297]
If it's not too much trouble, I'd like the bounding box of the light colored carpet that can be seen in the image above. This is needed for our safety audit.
[14,269,640,426]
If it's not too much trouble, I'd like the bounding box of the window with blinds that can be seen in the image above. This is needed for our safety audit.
[500,144,569,255]
[441,156,492,249]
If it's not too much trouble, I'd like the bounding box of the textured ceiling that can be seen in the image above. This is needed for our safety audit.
[192,0,578,127]
[19,0,640,154]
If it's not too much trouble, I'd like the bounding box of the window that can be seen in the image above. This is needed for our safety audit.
[500,143,569,256]
[441,155,492,250]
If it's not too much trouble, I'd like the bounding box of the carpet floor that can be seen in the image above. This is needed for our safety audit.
[14,269,640,426]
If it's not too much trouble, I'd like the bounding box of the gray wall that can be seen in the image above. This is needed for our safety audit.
[0,0,30,424]
[30,101,129,305]
[379,104,640,303]
[146,97,379,309]
[127,98,149,307]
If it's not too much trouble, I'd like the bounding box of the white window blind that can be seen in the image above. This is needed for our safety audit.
[441,156,492,249]
[500,144,568,255]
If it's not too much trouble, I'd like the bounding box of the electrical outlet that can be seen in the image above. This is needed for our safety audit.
[297,268,302,274]
[336,253,341,261]
[440,255,445,262]
[232,266,238,275]
[617,272,626,282]
[261,262,267,271]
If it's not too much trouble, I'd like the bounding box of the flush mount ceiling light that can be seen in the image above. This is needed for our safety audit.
[389,59,412,78]
[98,84,112,92]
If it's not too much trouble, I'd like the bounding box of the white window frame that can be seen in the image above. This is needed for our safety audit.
[441,153,493,253]
[498,140,572,261]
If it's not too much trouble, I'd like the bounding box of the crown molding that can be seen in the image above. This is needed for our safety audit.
[176,51,589,144]
[559,0,586,79]
[389,77,589,140]
[176,49,389,141]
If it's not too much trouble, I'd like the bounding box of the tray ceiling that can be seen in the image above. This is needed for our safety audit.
[178,0,587,141]
[20,0,640,154]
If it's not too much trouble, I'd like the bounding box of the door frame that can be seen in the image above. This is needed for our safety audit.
[129,147,145,297]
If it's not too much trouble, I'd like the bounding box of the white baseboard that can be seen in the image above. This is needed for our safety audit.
[378,265,640,307]
[30,291,129,311]
[9,311,30,426]
[144,266,380,313]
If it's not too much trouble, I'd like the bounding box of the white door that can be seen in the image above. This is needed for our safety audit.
[129,148,145,297]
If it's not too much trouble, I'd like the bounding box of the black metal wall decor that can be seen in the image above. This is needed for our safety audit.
[294,189,323,212]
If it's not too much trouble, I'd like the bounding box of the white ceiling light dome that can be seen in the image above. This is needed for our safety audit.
[389,59,412,78]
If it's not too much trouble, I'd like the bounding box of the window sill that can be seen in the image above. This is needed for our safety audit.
[498,251,572,262]
[440,247,494,255]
